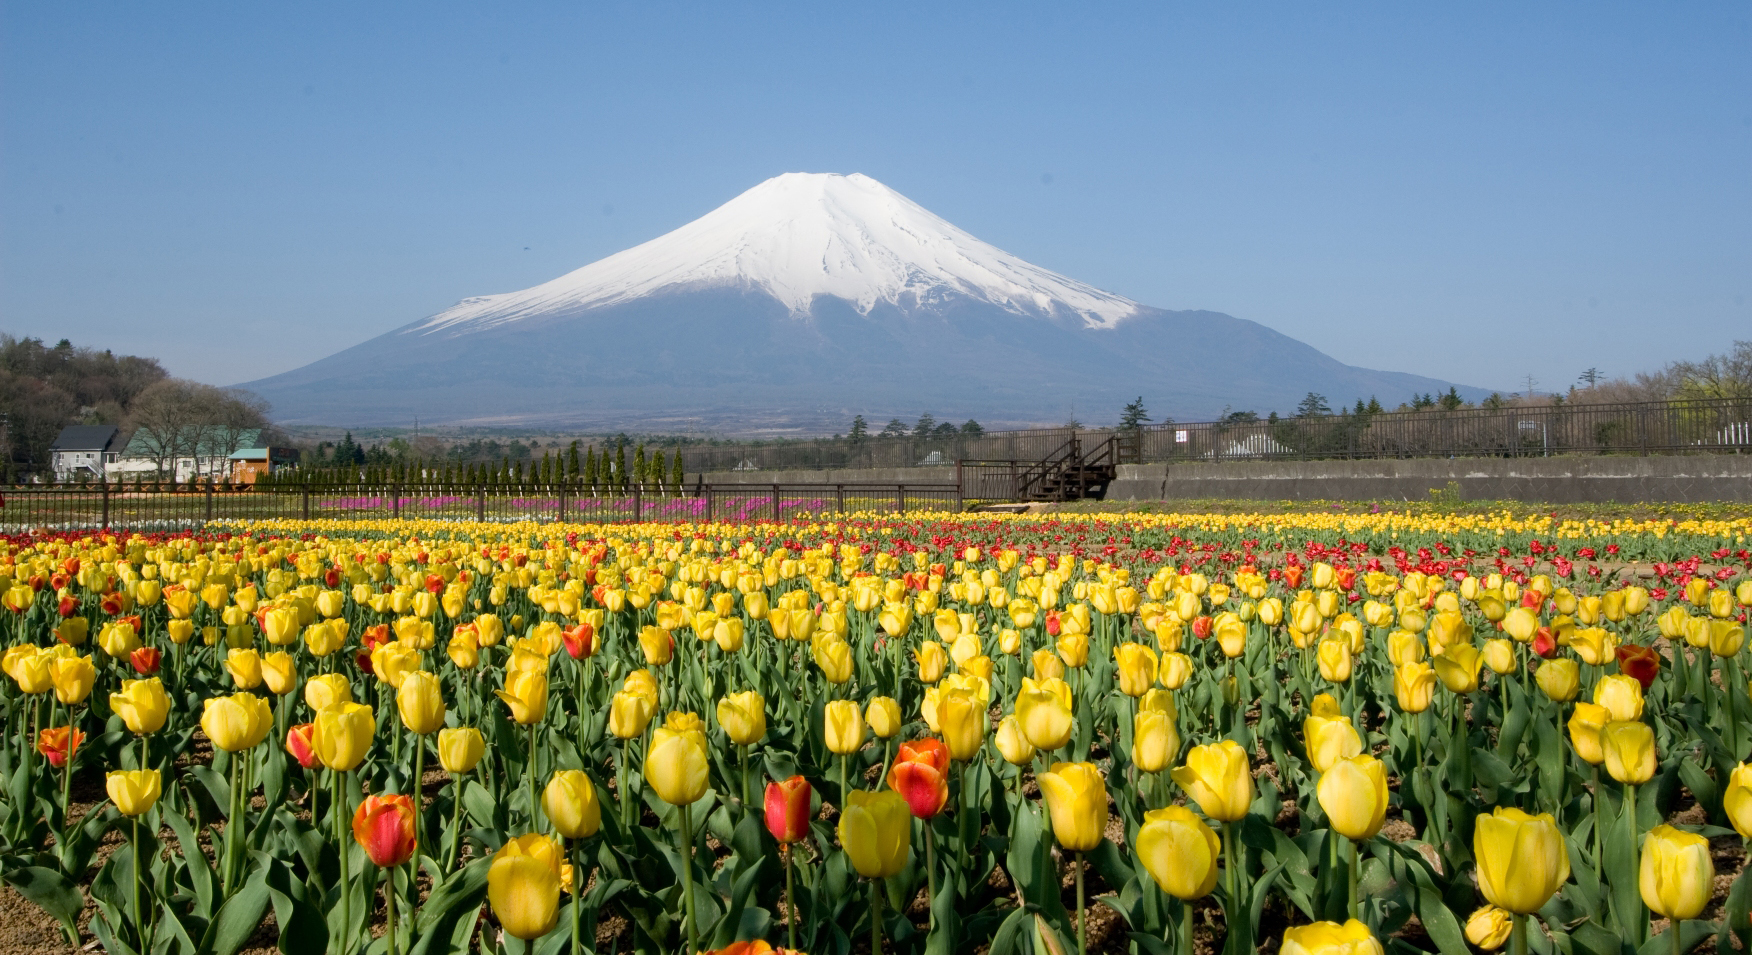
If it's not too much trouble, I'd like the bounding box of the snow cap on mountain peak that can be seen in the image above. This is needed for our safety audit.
[413,172,1140,334]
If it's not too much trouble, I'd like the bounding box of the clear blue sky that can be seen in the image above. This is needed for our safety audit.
[3,2,1747,402]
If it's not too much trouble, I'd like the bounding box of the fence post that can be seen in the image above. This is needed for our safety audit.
[772,483,781,521]
[204,482,214,522]
[836,483,845,513]
[558,483,567,523]
[392,485,401,519]
[101,481,111,529]
[634,482,643,522]
[477,485,486,522]
[954,477,963,512]
[897,484,906,515]
[704,484,713,521]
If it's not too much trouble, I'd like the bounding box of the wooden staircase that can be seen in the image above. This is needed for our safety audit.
[957,434,1124,503]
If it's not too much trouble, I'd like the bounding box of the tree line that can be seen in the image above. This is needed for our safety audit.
[264,436,688,492]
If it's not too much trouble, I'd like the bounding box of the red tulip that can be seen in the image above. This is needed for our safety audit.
[352,794,418,867]
[58,595,79,617]
[1192,616,1213,640]
[131,647,162,675]
[1283,565,1305,588]
[38,726,83,768]
[100,592,126,615]
[764,775,812,843]
[1617,644,1661,690]
[563,624,595,660]
[1045,612,1061,637]
[1531,628,1557,659]
[286,723,320,769]
[887,738,950,819]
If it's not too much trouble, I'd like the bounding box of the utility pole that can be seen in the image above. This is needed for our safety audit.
[1522,374,1539,400]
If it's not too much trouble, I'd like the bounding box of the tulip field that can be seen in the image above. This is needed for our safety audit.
[2,509,1752,955]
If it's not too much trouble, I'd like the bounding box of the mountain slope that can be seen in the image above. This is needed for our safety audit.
[242,172,1485,430]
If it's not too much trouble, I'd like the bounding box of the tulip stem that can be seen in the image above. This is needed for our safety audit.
[785,846,797,951]
[1348,838,1360,922]
[1075,850,1087,955]
[384,866,398,955]
[410,738,424,922]
[924,822,937,912]
[570,841,582,955]
[448,773,464,873]
[1179,898,1193,955]
[1592,765,1603,874]
[527,723,540,832]
[131,814,143,950]
[677,801,698,955]
[870,876,884,955]
[1222,821,1237,925]
[335,769,351,955]
[224,752,240,896]
[619,737,632,829]
[839,754,848,813]
[1510,914,1527,955]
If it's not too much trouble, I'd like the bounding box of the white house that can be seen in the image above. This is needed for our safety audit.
[110,427,264,483]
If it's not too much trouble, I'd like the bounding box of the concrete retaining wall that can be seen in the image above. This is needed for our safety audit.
[1106,455,1752,504]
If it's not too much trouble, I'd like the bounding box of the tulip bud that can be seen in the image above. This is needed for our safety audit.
[866,696,902,739]
[543,770,601,840]
[1281,920,1383,955]
[1136,806,1220,904]
[1639,824,1713,921]
[398,670,447,735]
[488,834,564,940]
[202,692,273,752]
[106,769,162,817]
[717,690,767,746]
[111,678,169,735]
[995,714,1036,765]
[608,690,655,740]
[1473,807,1570,914]
[1038,761,1107,852]
[1593,673,1643,722]
[1172,740,1253,822]
[353,794,418,867]
[312,701,375,771]
[1317,755,1388,841]
[838,790,911,878]
[1017,677,1074,751]
[1534,658,1580,702]
[438,726,485,774]
[1601,720,1656,785]
[1305,715,1363,774]
[1464,907,1513,951]
[765,775,812,843]
[1132,709,1179,774]
[823,699,865,755]
[645,712,710,805]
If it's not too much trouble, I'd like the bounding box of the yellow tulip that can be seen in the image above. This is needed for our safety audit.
[398,670,447,735]
[262,607,300,646]
[1057,631,1090,669]
[110,678,169,735]
[1305,715,1363,774]
[937,686,985,760]
[1601,720,1656,784]
[824,699,865,755]
[49,655,96,706]
[1432,643,1483,693]
[305,620,345,657]
[496,670,549,725]
[995,714,1036,765]
[1281,919,1383,955]
[813,638,854,684]
[1502,607,1538,643]
[201,692,272,752]
[1136,805,1220,900]
[1534,658,1580,702]
[1038,761,1108,852]
[1711,621,1746,657]
[106,769,162,816]
[1393,662,1436,714]
[488,833,564,940]
[166,619,195,646]
[1567,703,1609,765]
[1464,906,1513,951]
[1172,740,1253,822]
[717,690,767,746]
[313,701,375,770]
[1725,763,1752,837]
[1316,638,1352,683]
[305,673,352,713]
[837,789,911,878]
[866,696,902,739]
[915,641,947,684]
[99,621,141,658]
[1158,651,1193,689]
[1593,674,1643,722]
[438,726,485,774]
[1031,647,1066,682]
[1473,807,1570,914]
[543,770,601,840]
[1114,643,1158,697]
[1386,631,1424,667]
[645,713,710,805]
[1568,627,1617,666]
[1017,677,1075,751]
[1317,755,1388,841]
[1639,824,1713,920]
[609,690,655,740]
[1132,708,1179,774]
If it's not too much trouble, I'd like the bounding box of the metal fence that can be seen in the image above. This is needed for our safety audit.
[679,397,1752,471]
[0,481,964,532]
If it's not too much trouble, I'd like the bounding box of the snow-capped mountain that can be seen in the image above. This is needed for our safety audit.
[413,173,1140,336]
[242,173,1483,430]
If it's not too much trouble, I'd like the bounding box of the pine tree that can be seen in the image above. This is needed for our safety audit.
[633,444,647,489]
[567,440,580,481]
[615,440,628,491]
[848,415,869,446]
[670,450,684,495]
[649,448,666,492]
[1119,397,1150,431]
[583,446,597,490]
